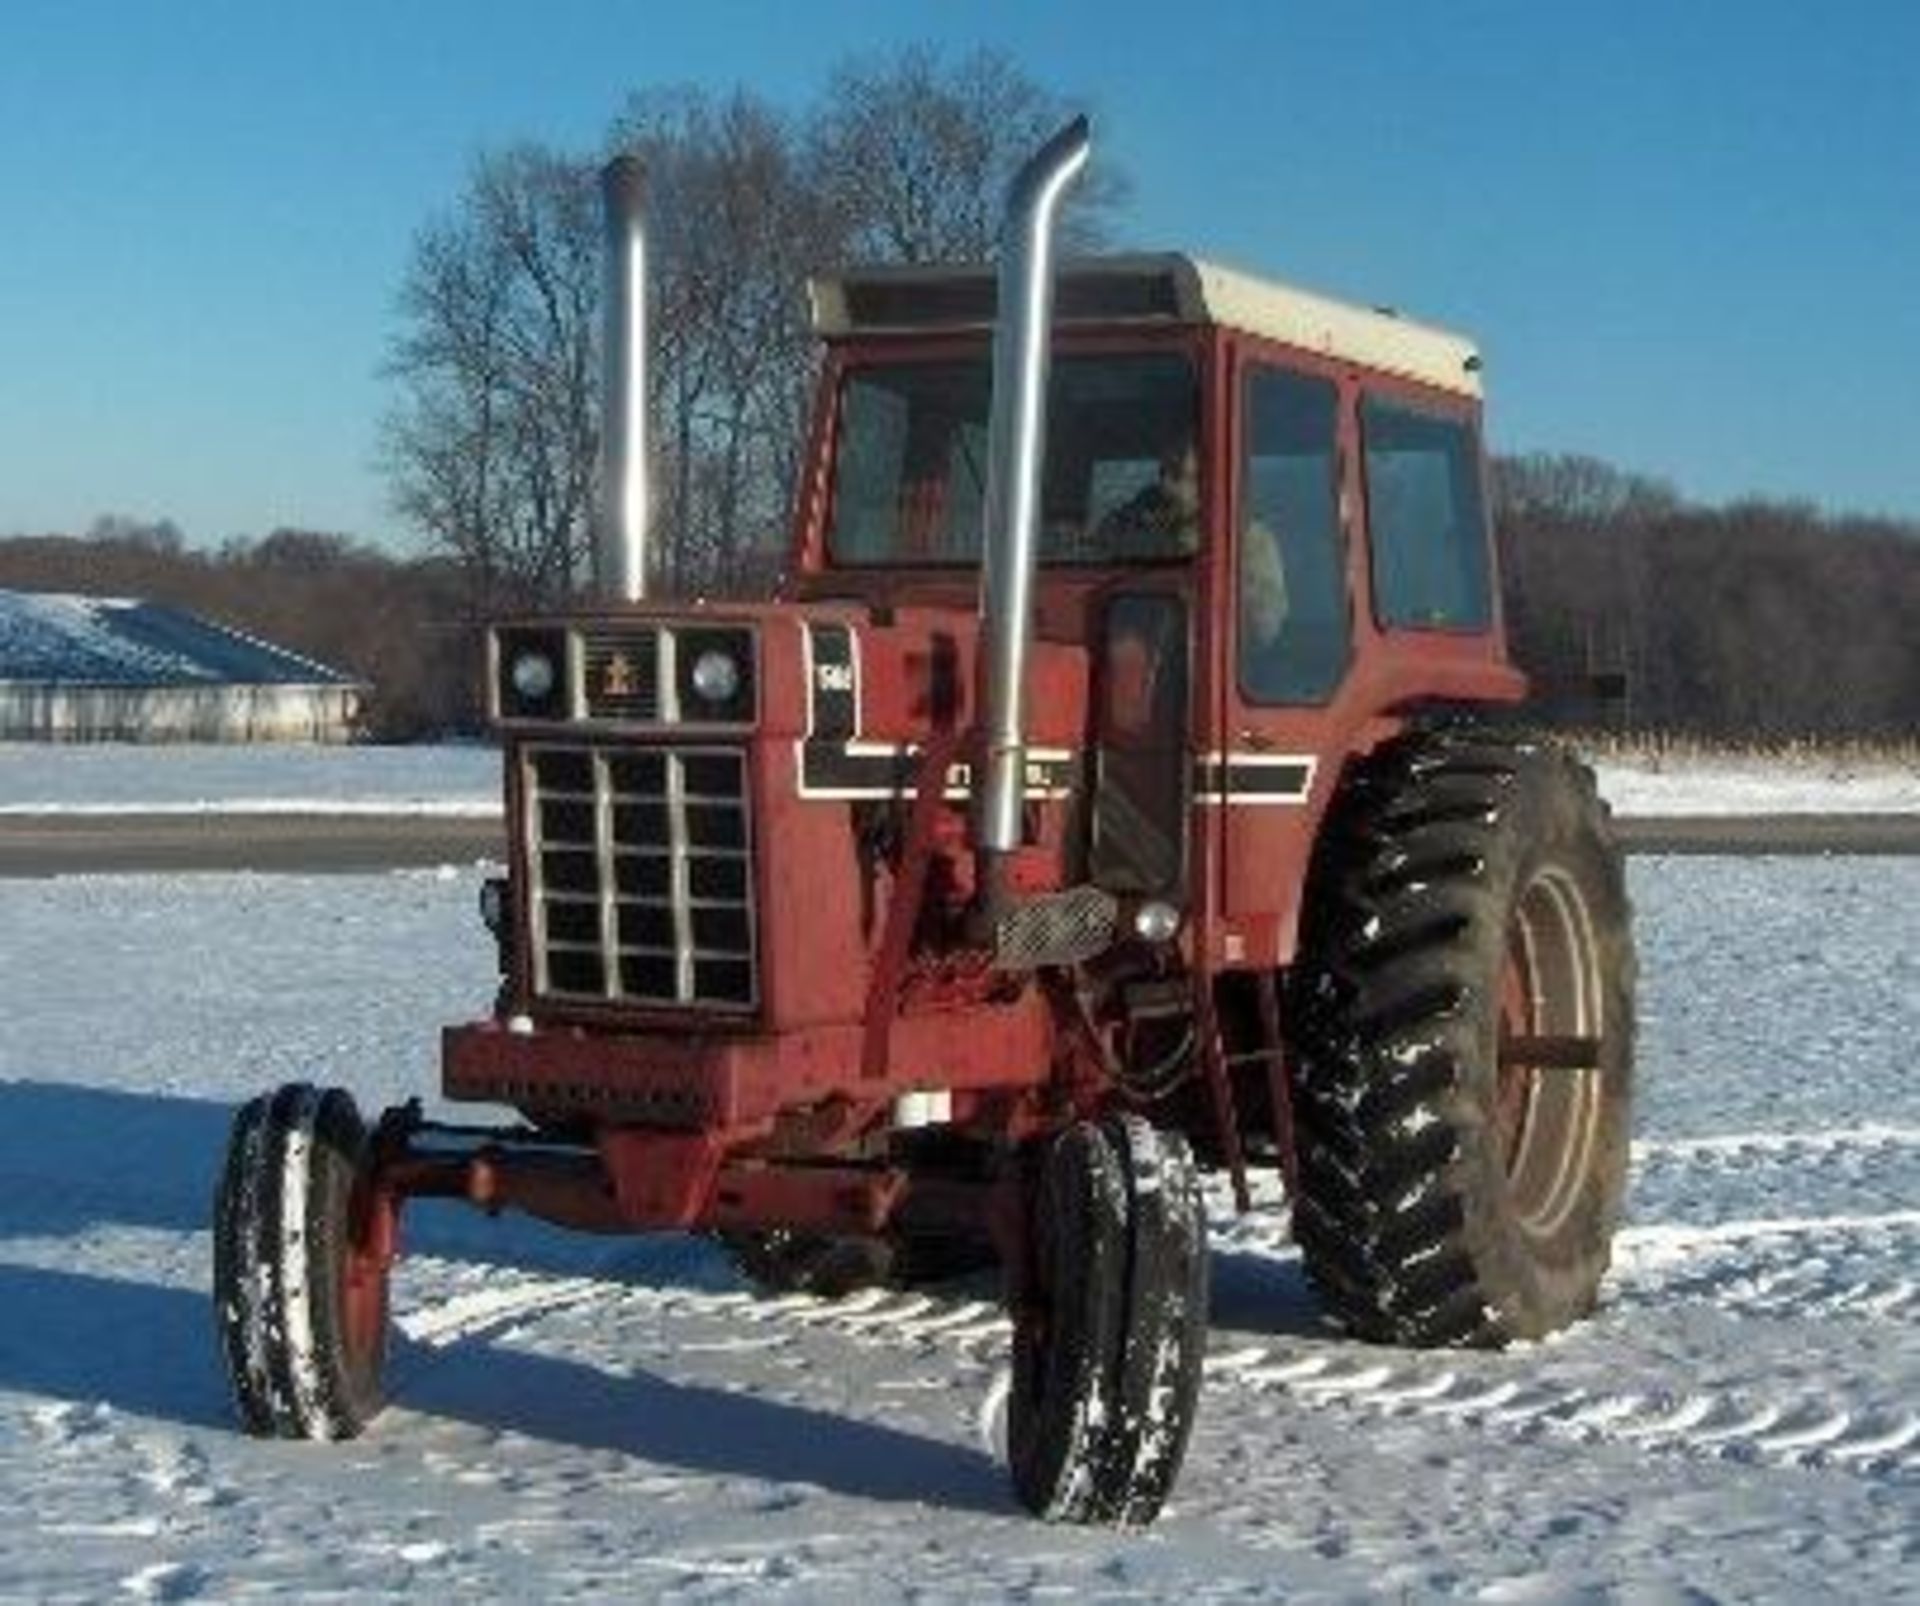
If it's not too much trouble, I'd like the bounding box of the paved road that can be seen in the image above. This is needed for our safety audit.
[0,811,1915,876]
[0,815,503,876]
[1613,814,1920,855]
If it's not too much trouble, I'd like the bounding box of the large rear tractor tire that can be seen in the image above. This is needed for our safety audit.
[1289,731,1635,1347]
[213,1084,390,1439]
[1008,1116,1209,1526]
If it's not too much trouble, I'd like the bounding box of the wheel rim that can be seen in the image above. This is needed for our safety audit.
[339,1185,390,1371]
[1496,864,1604,1238]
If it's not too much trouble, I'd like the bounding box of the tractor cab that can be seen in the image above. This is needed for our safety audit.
[787,253,1522,970]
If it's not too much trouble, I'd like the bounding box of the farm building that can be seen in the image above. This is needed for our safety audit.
[0,590,364,742]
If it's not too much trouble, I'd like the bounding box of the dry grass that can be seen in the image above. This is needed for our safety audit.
[1563,731,1920,774]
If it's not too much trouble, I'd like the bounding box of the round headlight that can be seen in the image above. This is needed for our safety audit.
[1132,899,1183,944]
[510,650,556,702]
[690,648,741,704]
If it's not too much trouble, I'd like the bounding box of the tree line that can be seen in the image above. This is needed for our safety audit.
[1494,455,1918,741]
[4,470,1913,743]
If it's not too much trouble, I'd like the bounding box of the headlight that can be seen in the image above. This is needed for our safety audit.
[1132,899,1183,944]
[670,626,754,722]
[689,648,741,704]
[510,650,556,701]
[495,627,567,719]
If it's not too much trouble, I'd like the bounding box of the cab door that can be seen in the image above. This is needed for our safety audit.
[1216,353,1357,963]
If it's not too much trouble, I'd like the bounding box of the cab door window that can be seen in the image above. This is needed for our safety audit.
[1361,397,1492,631]
[1237,367,1349,704]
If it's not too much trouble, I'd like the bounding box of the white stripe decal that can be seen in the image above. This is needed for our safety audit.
[1195,752,1318,807]
[794,732,1313,808]
[797,740,1076,802]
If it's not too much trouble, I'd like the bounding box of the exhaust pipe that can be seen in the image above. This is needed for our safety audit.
[974,116,1091,889]
[597,154,650,602]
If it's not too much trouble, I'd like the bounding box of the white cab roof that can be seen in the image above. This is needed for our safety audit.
[809,252,1483,399]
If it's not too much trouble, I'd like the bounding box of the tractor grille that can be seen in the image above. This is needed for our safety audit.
[523,743,756,1011]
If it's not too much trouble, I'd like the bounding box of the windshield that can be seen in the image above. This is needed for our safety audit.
[826,352,1200,565]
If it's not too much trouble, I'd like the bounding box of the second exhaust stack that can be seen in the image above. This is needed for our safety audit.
[973,116,1091,882]
[598,154,650,603]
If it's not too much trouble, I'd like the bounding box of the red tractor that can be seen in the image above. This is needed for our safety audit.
[213,120,1634,1525]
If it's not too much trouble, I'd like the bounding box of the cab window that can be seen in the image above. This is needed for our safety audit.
[827,353,1200,565]
[1238,367,1348,704]
[1362,397,1492,631]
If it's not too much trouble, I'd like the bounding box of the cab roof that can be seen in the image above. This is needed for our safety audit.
[808,251,1483,399]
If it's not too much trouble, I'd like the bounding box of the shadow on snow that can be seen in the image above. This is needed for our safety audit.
[0,1263,1012,1513]
[0,1078,726,1284]
[0,1077,1337,1336]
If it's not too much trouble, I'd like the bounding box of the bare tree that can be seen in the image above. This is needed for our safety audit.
[809,45,1127,262]
[383,145,600,611]
[609,88,840,592]
[86,513,186,554]
[382,50,1129,604]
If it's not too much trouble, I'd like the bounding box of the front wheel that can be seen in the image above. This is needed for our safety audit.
[212,1084,390,1439]
[1289,732,1636,1347]
[1008,1116,1209,1526]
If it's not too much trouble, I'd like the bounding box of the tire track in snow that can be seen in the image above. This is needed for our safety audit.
[1628,1126,1920,1228]
[387,1243,1919,1488]
[384,1137,1919,1485]
[1206,1140,1920,1326]
[1197,1345,1920,1480]
[1610,1223,1920,1323]
[1630,1124,1920,1164]
[395,1274,611,1350]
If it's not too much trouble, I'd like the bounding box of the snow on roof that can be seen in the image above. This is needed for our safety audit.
[0,591,359,688]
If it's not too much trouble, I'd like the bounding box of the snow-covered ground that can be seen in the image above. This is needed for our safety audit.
[0,858,1915,1599]
[1593,755,1918,818]
[0,744,500,815]
[1,742,1915,817]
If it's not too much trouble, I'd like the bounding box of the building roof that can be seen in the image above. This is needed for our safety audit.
[0,591,359,688]
[809,251,1483,398]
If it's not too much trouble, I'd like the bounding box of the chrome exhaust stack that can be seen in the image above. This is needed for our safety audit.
[597,154,650,602]
[973,116,1091,898]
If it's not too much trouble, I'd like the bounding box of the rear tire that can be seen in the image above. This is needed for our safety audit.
[212,1084,389,1439]
[1289,731,1635,1347]
[1008,1118,1209,1525]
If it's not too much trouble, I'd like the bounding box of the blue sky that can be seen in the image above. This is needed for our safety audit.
[1,1,1915,549]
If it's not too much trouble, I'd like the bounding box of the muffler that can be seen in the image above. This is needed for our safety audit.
[973,116,1091,899]
[597,154,650,603]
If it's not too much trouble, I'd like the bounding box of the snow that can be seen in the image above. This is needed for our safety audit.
[0,742,1915,817]
[0,592,355,688]
[1,855,1915,1598]
[0,743,499,815]
[1591,753,1920,818]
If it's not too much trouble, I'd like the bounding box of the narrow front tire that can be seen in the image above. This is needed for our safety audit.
[1007,1118,1209,1525]
[212,1083,390,1439]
